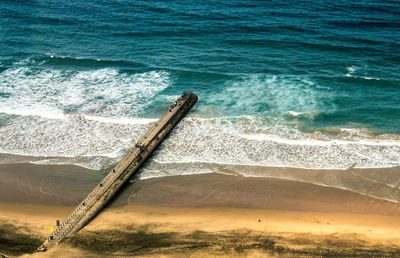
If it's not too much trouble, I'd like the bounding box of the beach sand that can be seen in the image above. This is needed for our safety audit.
[1,163,400,257]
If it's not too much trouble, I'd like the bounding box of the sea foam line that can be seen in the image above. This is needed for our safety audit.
[152,158,399,171]
[185,116,400,146]
[0,107,156,125]
[236,132,400,146]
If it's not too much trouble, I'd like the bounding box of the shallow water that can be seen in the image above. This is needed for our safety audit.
[0,0,399,174]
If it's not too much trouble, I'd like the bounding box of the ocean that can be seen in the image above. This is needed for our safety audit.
[0,0,399,179]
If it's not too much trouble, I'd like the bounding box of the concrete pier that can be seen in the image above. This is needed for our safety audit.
[38,92,198,250]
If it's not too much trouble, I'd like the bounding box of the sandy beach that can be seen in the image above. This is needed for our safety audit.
[1,163,400,257]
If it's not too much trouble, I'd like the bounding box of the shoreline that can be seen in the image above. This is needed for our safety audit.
[1,163,400,256]
[1,163,399,211]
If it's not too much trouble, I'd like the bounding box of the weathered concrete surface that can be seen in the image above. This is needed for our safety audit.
[39,92,198,250]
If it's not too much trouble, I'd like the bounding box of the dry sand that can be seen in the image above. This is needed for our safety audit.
[1,203,400,257]
[1,163,400,257]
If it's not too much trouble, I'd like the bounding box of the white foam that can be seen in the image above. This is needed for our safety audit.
[0,106,157,125]
[0,68,399,173]
[201,74,336,118]
[288,111,304,117]
[0,113,148,154]
[0,114,399,173]
[0,68,170,119]
[81,115,156,125]
[0,106,67,120]
[360,76,380,80]
[147,116,400,171]
[345,65,358,77]
[0,66,171,169]
[344,66,381,81]
[238,131,400,146]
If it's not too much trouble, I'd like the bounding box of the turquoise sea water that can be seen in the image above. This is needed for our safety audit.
[0,0,399,176]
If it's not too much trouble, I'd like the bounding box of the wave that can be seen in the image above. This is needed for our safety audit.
[346,75,383,81]
[345,65,358,77]
[284,111,321,120]
[0,66,398,173]
[0,67,170,119]
[150,116,400,169]
[345,66,383,81]
[342,66,400,88]
[0,108,157,125]
[198,74,336,118]
[13,55,146,69]
[0,115,152,169]
[1,114,398,171]
[82,115,156,125]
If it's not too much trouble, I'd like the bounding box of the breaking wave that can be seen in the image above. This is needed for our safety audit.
[0,67,170,119]
[0,114,399,171]
[0,66,399,173]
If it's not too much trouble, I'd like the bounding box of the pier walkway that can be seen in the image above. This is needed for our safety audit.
[39,92,198,250]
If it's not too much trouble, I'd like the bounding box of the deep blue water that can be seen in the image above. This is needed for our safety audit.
[0,0,399,173]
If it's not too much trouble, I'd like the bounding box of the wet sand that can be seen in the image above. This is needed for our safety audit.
[1,163,400,256]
